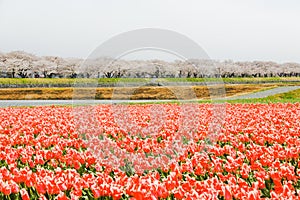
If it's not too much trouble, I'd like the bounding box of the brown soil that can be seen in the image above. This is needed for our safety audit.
[0,84,279,100]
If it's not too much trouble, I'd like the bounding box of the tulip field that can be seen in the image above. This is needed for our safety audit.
[0,103,300,199]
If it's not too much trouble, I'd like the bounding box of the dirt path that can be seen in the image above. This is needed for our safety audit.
[0,84,274,100]
[0,86,299,107]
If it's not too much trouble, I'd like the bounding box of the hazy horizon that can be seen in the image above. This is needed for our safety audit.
[0,0,299,63]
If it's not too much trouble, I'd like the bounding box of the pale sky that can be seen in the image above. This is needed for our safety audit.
[0,0,299,62]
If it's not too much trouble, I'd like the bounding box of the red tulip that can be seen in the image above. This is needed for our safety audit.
[20,188,30,200]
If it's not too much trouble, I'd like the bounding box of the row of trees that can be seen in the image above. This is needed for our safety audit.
[0,51,300,78]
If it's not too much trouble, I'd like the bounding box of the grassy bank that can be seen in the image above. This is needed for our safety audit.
[191,88,300,104]
[0,77,299,86]
[225,88,300,103]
